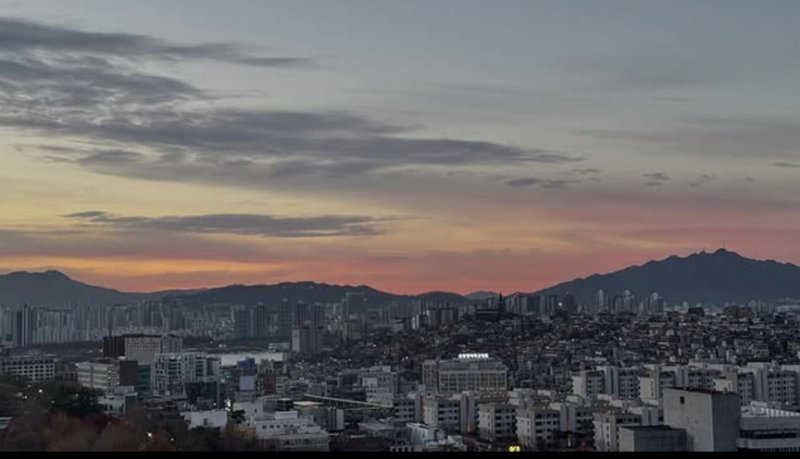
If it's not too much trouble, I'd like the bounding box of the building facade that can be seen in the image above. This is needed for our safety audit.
[477,402,516,444]
[663,388,740,452]
[0,353,56,382]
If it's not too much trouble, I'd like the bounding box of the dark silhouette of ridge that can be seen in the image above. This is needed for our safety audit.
[537,249,800,304]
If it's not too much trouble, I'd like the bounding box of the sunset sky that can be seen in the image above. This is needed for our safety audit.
[1,0,799,294]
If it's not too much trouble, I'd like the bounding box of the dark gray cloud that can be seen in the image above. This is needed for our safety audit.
[688,173,718,188]
[0,16,582,187]
[643,172,671,187]
[571,168,602,175]
[0,24,209,125]
[0,17,308,67]
[0,56,203,108]
[77,150,146,165]
[506,177,579,189]
[773,161,800,169]
[64,211,390,238]
[554,168,603,183]
[17,110,580,173]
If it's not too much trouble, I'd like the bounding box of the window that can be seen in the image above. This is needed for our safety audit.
[679,396,685,404]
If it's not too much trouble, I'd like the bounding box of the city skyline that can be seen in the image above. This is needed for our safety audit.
[2,0,800,294]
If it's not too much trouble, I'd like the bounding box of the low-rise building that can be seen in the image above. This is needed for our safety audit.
[517,407,560,451]
[422,395,461,432]
[76,359,138,393]
[593,411,642,452]
[744,363,799,407]
[663,388,740,452]
[618,426,687,452]
[712,371,755,406]
[252,410,330,452]
[423,355,508,395]
[0,354,55,382]
[477,402,516,443]
[572,370,604,399]
[549,401,594,435]
[152,352,221,397]
[182,409,229,429]
[392,396,417,424]
[738,404,800,452]
[97,387,138,418]
[408,422,447,445]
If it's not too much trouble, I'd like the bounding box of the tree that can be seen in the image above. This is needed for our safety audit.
[0,374,29,391]
[91,422,141,451]
[146,409,189,447]
[181,427,222,451]
[45,413,103,451]
[220,425,260,451]
[119,406,149,437]
[0,405,48,451]
[48,431,96,452]
[0,383,23,417]
[142,433,176,452]
[50,384,103,418]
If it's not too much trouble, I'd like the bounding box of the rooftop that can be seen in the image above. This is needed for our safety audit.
[742,406,800,418]
[620,425,683,431]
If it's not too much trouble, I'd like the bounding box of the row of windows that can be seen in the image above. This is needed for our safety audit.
[259,423,315,430]
[2,360,55,366]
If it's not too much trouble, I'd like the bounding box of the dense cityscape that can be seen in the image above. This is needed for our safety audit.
[2,0,800,453]
[3,257,800,452]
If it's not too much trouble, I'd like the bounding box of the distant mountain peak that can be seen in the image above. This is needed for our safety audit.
[539,250,800,305]
[465,291,499,301]
[6,269,69,278]
[0,269,126,306]
[42,269,70,279]
[685,248,740,259]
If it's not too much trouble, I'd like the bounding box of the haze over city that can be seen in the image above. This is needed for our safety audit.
[2,0,800,294]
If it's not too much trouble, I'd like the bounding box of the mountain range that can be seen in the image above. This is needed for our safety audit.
[167,283,469,308]
[0,271,470,308]
[1,249,800,307]
[0,270,202,307]
[537,249,800,304]
[465,291,499,301]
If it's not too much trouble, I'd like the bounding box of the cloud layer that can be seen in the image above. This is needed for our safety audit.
[0,16,581,190]
[0,17,309,67]
[65,211,388,238]
[643,172,670,187]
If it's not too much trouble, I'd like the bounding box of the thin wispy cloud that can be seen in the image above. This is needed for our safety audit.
[65,211,391,238]
[0,16,583,189]
[0,17,309,67]
[688,173,718,188]
[643,172,671,187]
[506,177,581,189]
